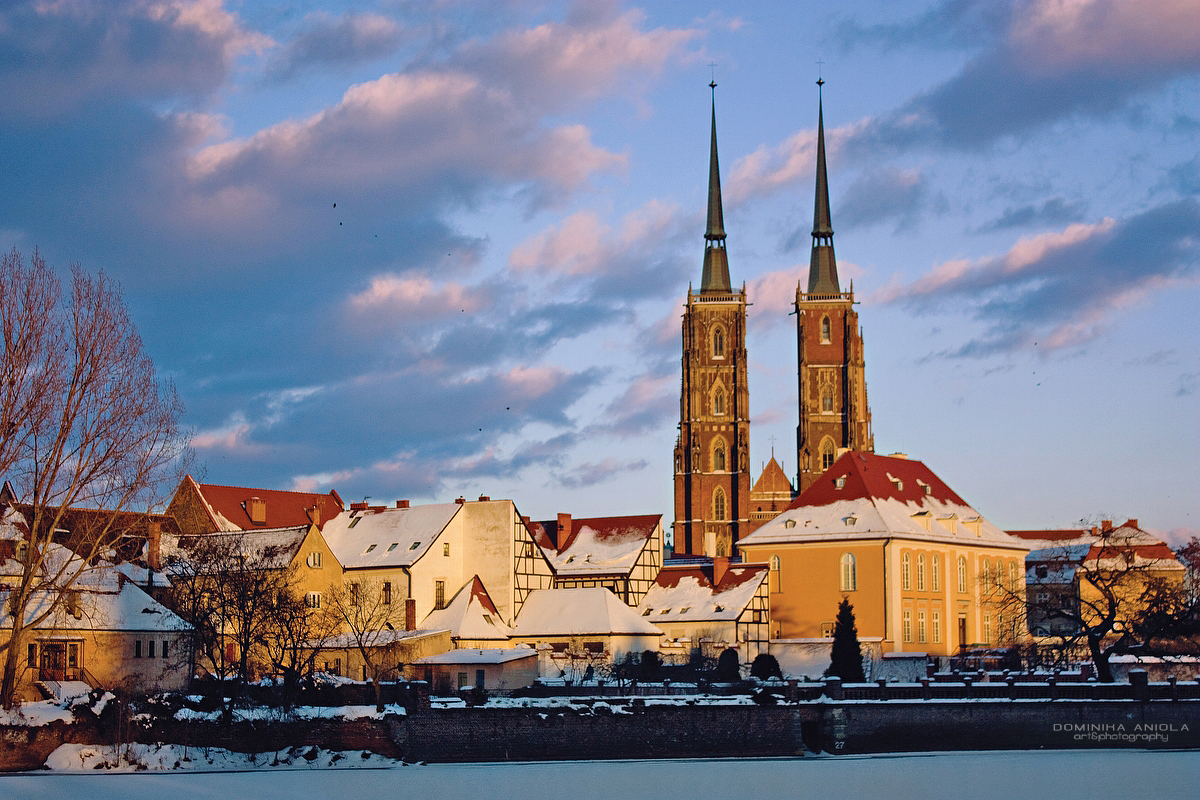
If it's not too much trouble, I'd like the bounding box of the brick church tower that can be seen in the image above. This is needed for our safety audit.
[673,84,750,558]
[795,80,873,493]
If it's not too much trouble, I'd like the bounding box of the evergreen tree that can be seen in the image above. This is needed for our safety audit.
[826,598,866,682]
[716,648,740,682]
[749,653,782,680]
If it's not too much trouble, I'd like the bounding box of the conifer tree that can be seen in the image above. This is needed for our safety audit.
[826,597,866,682]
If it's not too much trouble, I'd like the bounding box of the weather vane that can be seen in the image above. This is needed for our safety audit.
[709,61,718,88]
[816,58,825,86]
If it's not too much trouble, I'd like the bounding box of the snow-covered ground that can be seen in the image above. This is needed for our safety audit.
[2,750,1197,800]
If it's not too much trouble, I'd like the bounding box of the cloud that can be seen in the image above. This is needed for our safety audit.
[834,166,929,230]
[265,11,407,81]
[0,0,269,119]
[978,197,1090,232]
[883,199,1200,356]
[554,457,650,490]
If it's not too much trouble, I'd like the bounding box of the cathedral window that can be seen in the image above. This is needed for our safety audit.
[820,439,836,471]
[820,315,832,343]
[712,327,725,358]
[712,440,727,472]
[712,488,726,521]
[840,553,856,592]
[821,388,834,412]
[712,388,725,416]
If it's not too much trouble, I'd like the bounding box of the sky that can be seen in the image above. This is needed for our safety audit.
[1,0,1197,546]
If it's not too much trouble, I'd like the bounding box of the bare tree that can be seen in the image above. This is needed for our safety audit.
[259,587,339,709]
[324,579,407,711]
[0,249,188,708]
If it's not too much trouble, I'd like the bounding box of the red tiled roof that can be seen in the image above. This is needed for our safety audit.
[196,481,344,531]
[750,457,793,496]
[531,514,660,553]
[1008,529,1089,541]
[653,562,768,592]
[789,451,966,509]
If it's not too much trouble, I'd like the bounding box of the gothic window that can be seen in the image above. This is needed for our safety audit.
[822,388,834,412]
[902,552,912,591]
[840,553,856,592]
[712,439,727,472]
[712,327,725,358]
[712,388,725,416]
[713,488,726,521]
[820,315,832,343]
[820,438,836,470]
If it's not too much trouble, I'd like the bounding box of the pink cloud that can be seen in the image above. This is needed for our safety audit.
[348,274,487,315]
[509,200,681,275]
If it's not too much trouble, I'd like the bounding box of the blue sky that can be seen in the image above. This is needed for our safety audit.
[2,0,1197,544]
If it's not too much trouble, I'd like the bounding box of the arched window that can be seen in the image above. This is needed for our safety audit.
[821,388,834,412]
[770,555,781,592]
[820,438,836,471]
[712,440,726,472]
[957,556,967,593]
[902,552,912,591]
[981,559,991,591]
[712,327,725,358]
[840,553,856,592]
[820,315,832,343]
[1009,560,1018,591]
[712,388,725,416]
[931,554,941,592]
[917,554,926,591]
[712,488,726,521]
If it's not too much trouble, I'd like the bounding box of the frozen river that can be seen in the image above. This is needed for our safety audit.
[2,750,1198,800]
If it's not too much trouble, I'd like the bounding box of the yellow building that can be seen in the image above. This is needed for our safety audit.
[739,451,1029,656]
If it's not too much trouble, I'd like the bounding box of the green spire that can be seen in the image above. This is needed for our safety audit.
[701,81,732,293]
[807,78,841,295]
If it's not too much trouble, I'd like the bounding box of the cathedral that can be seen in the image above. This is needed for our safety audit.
[673,80,873,557]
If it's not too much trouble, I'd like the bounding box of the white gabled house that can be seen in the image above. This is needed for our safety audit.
[527,513,663,607]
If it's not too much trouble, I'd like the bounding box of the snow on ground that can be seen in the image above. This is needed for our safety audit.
[171,703,406,722]
[0,691,113,727]
[42,743,396,772]
[2,751,1198,800]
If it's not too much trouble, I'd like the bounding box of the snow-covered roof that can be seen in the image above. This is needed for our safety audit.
[529,514,659,578]
[2,581,190,633]
[172,526,311,571]
[512,588,663,637]
[638,563,767,623]
[322,504,461,569]
[421,576,512,639]
[411,647,536,666]
[739,452,1027,552]
[319,627,447,650]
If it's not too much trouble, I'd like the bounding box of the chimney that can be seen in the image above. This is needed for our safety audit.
[455,496,466,505]
[350,501,369,511]
[306,504,321,527]
[1126,518,1138,530]
[713,556,730,586]
[521,515,531,528]
[557,513,572,541]
[1101,519,1113,532]
[478,495,490,502]
[246,497,266,525]
[405,597,417,631]
[396,500,410,509]
[146,521,162,572]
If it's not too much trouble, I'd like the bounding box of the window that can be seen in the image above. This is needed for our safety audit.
[1036,591,1050,604]
[27,643,36,668]
[306,551,321,568]
[67,642,80,668]
[712,327,725,358]
[713,488,726,521]
[981,559,991,590]
[305,592,322,609]
[584,642,604,655]
[931,554,941,592]
[387,543,399,552]
[134,640,142,658]
[918,611,927,643]
[363,543,376,554]
[713,441,726,472]
[434,580,446,610]
[148,641,155,658]
[835,475,846,489]
[350,583,360,606]
[443,542,450,557]
[902,552,912,591]
[712,388,725,416]
[770,555,782,592]
[1009,560,1018,591]
[821,622,834,637]
[409,541,421,550]
[457,671,469,689]
[348,516,362,529]
[382,582,392,605]
[932,611,941,643]
[983,614,993,644]
[160,641,168,660]
[821,439,836,471]
[840,553,856,592]
[917,554,926,591]
[957,557,967,593]
[903,610,912,643]
[821,388,834,412]
[820,315,832,343]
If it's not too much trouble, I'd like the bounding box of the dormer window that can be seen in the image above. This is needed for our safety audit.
[784,519,797,528]
[363,544,376,554]
[843,516,857,526]
[835,476,847,489]
[642,608,652,616]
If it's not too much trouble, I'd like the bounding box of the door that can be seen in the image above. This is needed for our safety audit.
[957,616,968,651]
[39,642,66,681]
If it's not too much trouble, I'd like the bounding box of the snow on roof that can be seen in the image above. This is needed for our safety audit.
[2,581,190,632]
[174,526,310,571]
[319,627,446,650]
[512,588,664,637]
[322,504,460,569]
[412,647,536,665]
[421,575,512,640]
[529,515,659,578]
[738,451,1027,552]
[638,564,767,623]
